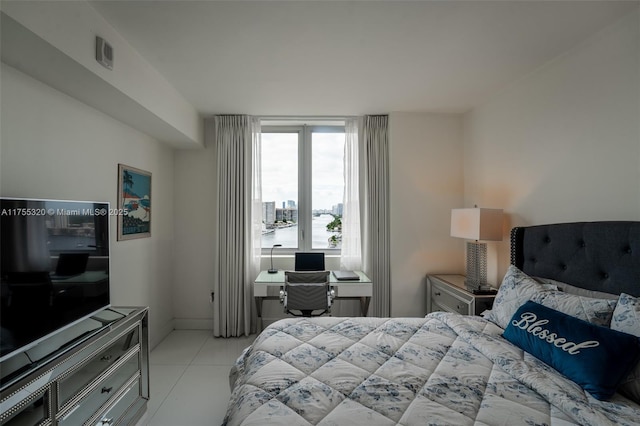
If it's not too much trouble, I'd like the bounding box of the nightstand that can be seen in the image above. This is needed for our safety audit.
[426,274,496,316]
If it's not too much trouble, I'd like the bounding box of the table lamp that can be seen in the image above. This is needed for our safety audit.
[450,207,503,291]
[268,244,282,274]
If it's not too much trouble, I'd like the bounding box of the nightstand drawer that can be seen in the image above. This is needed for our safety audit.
[426,274,495,316]
[431,284,469,315]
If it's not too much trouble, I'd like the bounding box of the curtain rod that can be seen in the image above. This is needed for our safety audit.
[258,115,358,121]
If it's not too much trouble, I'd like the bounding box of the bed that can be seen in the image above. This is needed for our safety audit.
[223,221,640,426]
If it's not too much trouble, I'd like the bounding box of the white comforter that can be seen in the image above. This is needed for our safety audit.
[223,313,640,426]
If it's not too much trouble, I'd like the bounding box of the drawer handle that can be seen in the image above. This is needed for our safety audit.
[99,418,114,426]
[434,292,441,296]
[101,386,113,394]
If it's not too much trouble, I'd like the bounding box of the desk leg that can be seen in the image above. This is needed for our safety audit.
[255,297,263,331]
[255,297,263,318]
[361,297,371,317]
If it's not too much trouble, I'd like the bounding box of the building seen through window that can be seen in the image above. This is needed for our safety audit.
[261,125,345,251]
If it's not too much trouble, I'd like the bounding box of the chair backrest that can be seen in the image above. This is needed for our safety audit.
[55,253,89,276]
[6,271,53,308]
[284,271,331,315]
[294,252,325,271]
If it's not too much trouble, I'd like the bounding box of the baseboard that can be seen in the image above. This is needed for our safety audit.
[149,317,177,350]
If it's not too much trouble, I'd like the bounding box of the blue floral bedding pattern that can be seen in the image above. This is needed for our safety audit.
[223,314,640,426]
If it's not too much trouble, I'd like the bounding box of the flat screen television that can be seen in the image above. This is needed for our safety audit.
[0,198,110,361]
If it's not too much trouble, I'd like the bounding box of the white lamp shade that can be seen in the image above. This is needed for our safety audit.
[450,208,503,241]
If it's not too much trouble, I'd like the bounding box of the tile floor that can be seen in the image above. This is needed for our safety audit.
[136,330,255,426]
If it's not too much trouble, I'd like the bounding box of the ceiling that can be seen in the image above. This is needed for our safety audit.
[89,1,638,116]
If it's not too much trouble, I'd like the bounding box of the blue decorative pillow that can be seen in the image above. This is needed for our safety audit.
[503,300,640,400]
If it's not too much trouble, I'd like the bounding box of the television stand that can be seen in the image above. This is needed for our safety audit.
[0,307,149,426]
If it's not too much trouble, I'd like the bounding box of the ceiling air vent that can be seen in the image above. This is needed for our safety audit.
[95,36,113,70]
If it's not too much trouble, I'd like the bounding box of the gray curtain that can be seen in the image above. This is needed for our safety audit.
[212,115,261,337]
[361,115,391,317]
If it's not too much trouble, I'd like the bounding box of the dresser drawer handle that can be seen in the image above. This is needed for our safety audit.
[101,386,113,394]
[434,292,441,296]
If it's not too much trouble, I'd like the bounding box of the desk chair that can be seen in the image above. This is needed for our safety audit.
[280,271,334,317]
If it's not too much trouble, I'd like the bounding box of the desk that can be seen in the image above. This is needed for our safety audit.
[254,270,372,319]
[51,271,109,298]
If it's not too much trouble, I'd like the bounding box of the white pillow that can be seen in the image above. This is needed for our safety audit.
[533,277,619,300]
[610,293,640,404]
[530,291,617,327]
[484,265,550,329]
[612,293,640,335]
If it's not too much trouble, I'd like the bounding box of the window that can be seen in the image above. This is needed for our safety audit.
[261,124,345,252]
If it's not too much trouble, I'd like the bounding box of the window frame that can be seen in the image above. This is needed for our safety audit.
[260,124,345,255]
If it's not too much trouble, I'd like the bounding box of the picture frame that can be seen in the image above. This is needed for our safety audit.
[117,164,151,240]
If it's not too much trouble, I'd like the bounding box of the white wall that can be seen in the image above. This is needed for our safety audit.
[1,64,175,348]
[172,123,217,329]
[389,112,464,317]
[463,9,640,285]
[1,1,203,147]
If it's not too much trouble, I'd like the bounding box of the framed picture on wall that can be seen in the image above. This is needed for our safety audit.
[117,164,151,240]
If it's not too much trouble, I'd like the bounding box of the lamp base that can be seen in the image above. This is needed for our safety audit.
[465,241,488,290]
[267,269,278,274]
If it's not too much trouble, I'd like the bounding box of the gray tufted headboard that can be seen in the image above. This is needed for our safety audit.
[511,222,640,296]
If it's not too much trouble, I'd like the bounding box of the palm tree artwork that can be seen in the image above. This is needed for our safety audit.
[122,170,134,198]
[118,164,151,240]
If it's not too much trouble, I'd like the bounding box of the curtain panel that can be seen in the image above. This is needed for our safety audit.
[361,115,391,317]
[340,118,362,271]
[212,115,261,337]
